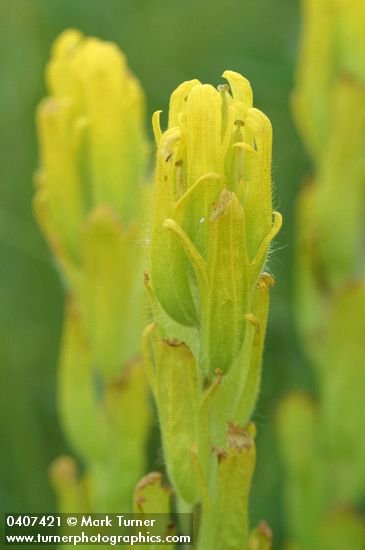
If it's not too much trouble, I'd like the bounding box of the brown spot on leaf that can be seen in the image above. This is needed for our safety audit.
[227,422,252,451]
[163,338,184,347]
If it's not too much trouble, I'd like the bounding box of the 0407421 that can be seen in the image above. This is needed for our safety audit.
[6,515,61,528]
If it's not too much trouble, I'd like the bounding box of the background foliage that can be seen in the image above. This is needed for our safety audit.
[0,1,310,546]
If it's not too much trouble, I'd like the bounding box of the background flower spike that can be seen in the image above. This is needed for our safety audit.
[35,29,151,514]
[278,1,365,547]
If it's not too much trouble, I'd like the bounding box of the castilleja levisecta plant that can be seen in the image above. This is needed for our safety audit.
[144,71,281,548]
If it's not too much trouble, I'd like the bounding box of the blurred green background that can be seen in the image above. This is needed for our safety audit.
[0,0,310,546]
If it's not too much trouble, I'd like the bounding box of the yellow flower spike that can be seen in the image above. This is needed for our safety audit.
[36,29,149,376]
[150,71,280,376]
[148,72,281,541]
[36,30,151,515]
[42,29,148,227]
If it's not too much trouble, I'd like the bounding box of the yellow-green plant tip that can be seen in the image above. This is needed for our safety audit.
[150,71,280,375]
[36,27,148,271]
[148,73,281,539]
